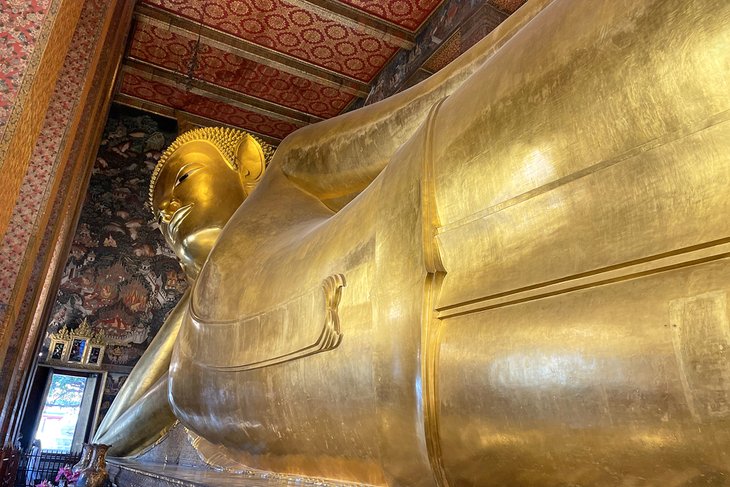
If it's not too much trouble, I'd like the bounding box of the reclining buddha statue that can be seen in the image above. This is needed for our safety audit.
[94,126,275,450]
[95,0,730,484]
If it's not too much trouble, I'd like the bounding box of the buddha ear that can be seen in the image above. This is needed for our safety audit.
[235,134,265,186]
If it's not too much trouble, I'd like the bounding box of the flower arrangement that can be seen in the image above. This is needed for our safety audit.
[57,464,81,484]
[35,465,80,487]
[56,465,81,483]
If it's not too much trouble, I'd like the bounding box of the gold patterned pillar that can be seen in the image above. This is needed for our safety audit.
[0,0,135,444]
[0,0,84,235]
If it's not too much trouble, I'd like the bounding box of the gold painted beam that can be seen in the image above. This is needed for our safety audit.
[123,59,323,126]
[114,93,282,146]
[282,0,416,49]
[134,4,370,98]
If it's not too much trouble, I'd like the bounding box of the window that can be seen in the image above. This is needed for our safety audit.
[34,373,93,453]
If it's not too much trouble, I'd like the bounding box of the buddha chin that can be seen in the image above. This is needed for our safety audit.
[179,227,223,277]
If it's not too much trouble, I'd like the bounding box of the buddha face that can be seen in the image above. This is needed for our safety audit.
[152,140,246,278]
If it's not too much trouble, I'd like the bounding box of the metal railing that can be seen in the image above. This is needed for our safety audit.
[13,449,80,487]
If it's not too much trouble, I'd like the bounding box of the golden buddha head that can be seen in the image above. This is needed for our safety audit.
[149,127,274,277]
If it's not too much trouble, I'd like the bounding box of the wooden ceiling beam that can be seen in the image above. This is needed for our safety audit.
[124,59,323,126]
[282,0,416,49]
[135,3,371,98]
[114,93,282,146]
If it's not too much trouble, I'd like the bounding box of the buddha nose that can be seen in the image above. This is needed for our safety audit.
[158,198,181,224]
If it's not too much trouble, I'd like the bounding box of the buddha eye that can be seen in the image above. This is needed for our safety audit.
[174,165,201,187]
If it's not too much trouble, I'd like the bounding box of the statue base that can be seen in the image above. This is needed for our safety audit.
[106,423,356,486]
[107,459,298,486]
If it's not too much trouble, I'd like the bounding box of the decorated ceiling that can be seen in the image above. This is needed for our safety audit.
[116,0,526,145]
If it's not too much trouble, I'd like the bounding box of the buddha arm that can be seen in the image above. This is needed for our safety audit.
[98,375,176,458]
[94,288,189,440]
[275,0,553,211]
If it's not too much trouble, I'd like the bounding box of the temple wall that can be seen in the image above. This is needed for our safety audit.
[41,107,187,425]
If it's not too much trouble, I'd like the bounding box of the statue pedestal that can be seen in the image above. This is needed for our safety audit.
[107,459,291,486]
[106,423,357,487]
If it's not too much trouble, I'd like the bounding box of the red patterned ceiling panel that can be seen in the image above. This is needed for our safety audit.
[121,73,301,139]
[338,0,442,31]
[129,23,355,117]
[194,43,356,117]
[142,0,400,82]
[129,23,195,73]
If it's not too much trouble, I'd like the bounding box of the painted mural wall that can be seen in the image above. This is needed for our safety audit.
[41,105,185,421]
